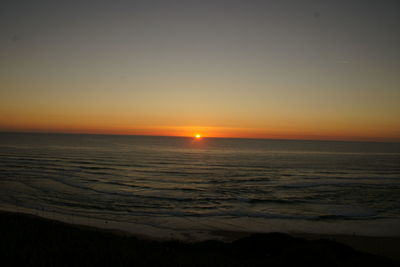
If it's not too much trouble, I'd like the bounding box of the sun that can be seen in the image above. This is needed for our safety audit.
[195,134,202,139]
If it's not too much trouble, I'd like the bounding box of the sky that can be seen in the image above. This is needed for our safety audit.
[1,0,399,141]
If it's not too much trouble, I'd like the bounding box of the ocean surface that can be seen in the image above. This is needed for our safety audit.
[1,132,400,239]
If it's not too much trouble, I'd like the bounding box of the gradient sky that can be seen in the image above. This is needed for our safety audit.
[1,0,399,141]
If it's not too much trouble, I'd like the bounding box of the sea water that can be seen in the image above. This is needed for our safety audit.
[1,132,399,239]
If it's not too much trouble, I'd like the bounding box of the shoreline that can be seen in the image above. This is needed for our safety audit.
[3,205,400,240]
[1,210,399,266]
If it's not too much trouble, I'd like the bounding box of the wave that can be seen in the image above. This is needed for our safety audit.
[1,133,400,234]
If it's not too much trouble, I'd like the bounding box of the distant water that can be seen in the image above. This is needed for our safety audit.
[1,133,400,238]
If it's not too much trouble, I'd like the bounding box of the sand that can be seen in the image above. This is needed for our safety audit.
[1,210,399,266]
[210,230,400,261]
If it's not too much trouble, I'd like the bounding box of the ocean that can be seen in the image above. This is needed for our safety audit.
[1,132,399,239]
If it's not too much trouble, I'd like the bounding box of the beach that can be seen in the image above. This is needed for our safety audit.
[1,134,400,265]
[1,210,399,266]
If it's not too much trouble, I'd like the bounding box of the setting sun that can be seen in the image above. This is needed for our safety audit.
[195,134,202,139]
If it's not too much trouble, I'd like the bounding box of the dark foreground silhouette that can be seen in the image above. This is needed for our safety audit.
[0,211,397,267]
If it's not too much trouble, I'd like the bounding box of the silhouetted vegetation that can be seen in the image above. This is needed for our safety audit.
[0,211,397,266]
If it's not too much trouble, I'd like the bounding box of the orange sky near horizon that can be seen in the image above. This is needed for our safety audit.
[1,111,399,142]
[1,70,399,142]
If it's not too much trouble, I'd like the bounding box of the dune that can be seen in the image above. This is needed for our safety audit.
[1,210,399,266]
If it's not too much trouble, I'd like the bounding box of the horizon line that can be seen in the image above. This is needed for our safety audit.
[1,130,399,144]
